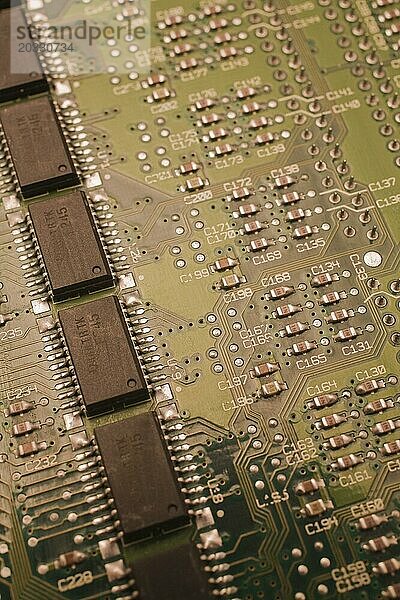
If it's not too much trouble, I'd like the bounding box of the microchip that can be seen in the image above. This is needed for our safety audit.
[133,542,210,600]
[95,412,189,542]
[59,296,149,416]
[0,7,48,103]
[0,1,21,8]
[29,190,113,301]
[0,95,79,198]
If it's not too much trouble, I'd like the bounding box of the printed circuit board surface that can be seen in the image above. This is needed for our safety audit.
[0,0,400,599]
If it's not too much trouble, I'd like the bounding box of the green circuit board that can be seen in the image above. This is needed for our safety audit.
[0,0,400,598]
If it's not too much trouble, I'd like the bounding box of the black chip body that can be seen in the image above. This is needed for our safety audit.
[59,296,149,416]
[0,7,48,103]
[95,412,189,542]
[0,2,21,9]
[0,96,79,197]
[29,190,113,301]
[133,542,211,600]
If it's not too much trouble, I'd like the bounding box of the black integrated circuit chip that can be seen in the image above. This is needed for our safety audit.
[59,295,149,416]
[29,190,113,301]
[133,542,211,600]
[0,7,48,103]
[0,1,21,9]
[0,95,79,197]
[95,412,189,542]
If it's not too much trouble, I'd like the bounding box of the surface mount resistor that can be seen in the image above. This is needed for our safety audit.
[381,440,400,455]
[372,419,400,435]
[292,225,319,239]
[307,394,339,410]
[173,42,192,54]
[358,513,389,530]
[364,398,394,414]
[285,208,306,222]
[355,379,386,396]
[326,309,353,323]
[287,340,318,356]
[379,6,400,17]
[274,175,296,188]
[249,238,275,252]
[315,413,347,430]
[185,177,205,191]
[386,22,400,35]
[250,116,270,130]
[318,291,348,305]
[243,220,264,234]
[279,321,310,337]
[333,327,362,342]
[55,551,87,569]
[294,478,325,495]
[272,303,303,318]
[219,274,244,289]
[373,558,400,576]
[236,86,256,99]
[208,127,228,140]
[254,362,280,377]
[179,161,199,174]
[255,131,274,143]
[311,273,340,287]
[169,28,188,40]
[242,101,261,114]
[201,112,220,125]
[204,3,222,14]
[261,381,288,397]
[18,440,47,457]
[214,257,238,271]
[146,73,166,86]
[214,32,231,44]
[151,87,171,101]
[195,98,215,110]
[179,57,198,70]
[301,499,333,517]
[331,453,364,470]
[214,143,233,156]
[325,433,353,450]
[265,285,295,300]
[363,535,398,552]
[220,46,238,59]
[236,203,259,217]
[279,191,301,205]
[5,401,34,416]
[12,421,37,436]
[209,17,228,29]
[163,14,183,26]
[230,187,252,200]
[382,584,400,599]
